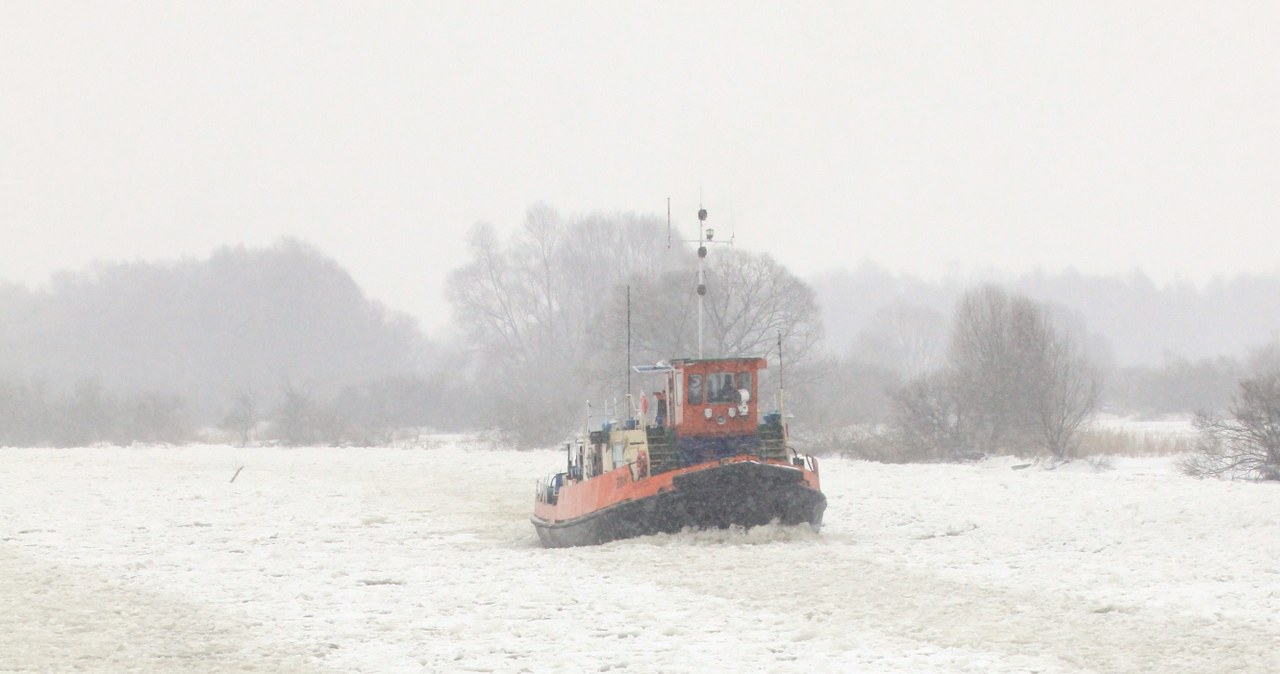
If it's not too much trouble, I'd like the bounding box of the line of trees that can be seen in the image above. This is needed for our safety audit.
[0,239,474,447]
[3,205,1279,481]
[0,377,189,447]
[444,205,823,446]
[0,372,479,448]
[0,239,425,422]
[808,283,1280,480]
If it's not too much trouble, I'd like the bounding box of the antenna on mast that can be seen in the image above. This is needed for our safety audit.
[666,197,671,249]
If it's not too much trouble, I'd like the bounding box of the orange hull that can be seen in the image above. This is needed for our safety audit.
[532,454,825,547]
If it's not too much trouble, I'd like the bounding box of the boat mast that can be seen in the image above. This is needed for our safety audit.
[696,206,708,359]
[626,285,632,420]
[777,329,786,431]
[671,197,724,360]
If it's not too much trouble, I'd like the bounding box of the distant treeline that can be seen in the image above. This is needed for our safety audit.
[5,224,1280,450]
[0,373,478,448]
[812,263,1280,368]
[0,240,478,446]
[809,264,1280,424]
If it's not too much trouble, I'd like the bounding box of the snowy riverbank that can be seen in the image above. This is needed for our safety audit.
[3,443,1278,673]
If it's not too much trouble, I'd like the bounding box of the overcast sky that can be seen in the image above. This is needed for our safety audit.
[3,2,1277,333]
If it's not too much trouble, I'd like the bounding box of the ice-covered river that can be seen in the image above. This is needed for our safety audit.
[3,441,1278,673]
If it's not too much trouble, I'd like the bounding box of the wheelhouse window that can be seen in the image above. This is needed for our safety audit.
[687,374,703,405]
[707,372,739,403]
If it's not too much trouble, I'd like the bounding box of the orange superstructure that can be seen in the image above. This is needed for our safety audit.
[666,357,766,435]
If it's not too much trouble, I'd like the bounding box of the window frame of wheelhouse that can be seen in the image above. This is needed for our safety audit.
[668,357,765,437]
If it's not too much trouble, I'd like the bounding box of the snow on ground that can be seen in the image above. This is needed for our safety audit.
[3,442,1279,673]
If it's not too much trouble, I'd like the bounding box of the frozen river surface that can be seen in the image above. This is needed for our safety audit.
[3,441,1279,673]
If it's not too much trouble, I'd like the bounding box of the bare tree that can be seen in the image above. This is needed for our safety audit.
[446,208,678,446]
[447,222,530,370]
[222,392,257,446]
[702,248,822,362]
[947,286,1045,454]
[897,285,1099,460]
[272,385,326,447]
[597,247,825,420]
[1036,324,1100,458]
[1182,371,1280,481]
[890,370,968,461]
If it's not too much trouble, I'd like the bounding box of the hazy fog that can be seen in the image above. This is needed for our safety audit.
[813,264,1280,367]
[4,3,1278,334]
[5,4,1280,447]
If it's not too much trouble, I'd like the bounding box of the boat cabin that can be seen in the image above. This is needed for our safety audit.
[662,357,766,436]
[639,356,778,468]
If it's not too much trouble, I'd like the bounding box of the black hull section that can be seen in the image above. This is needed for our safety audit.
[531,461,827,548]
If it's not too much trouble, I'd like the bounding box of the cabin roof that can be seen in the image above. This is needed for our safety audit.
[668,356,767,366]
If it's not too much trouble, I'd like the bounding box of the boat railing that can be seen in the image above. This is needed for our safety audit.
[534,472,568,505]
[779,445,819,473]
